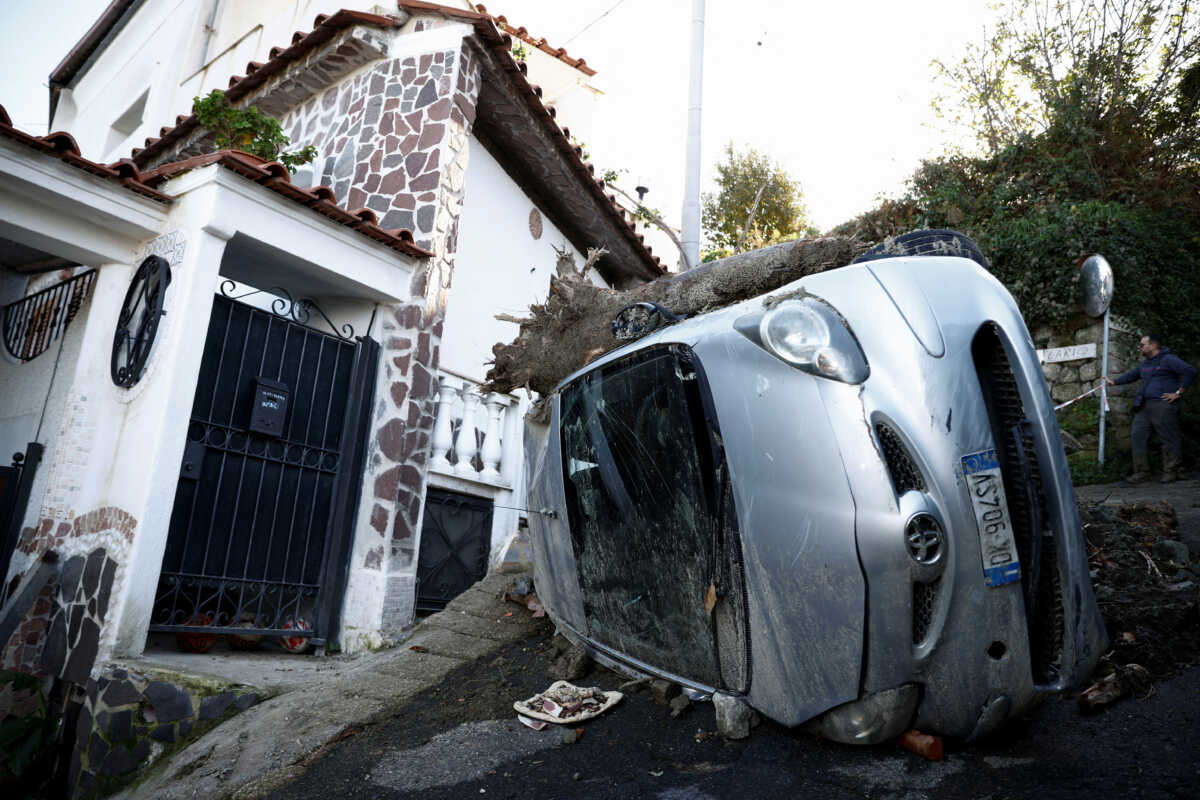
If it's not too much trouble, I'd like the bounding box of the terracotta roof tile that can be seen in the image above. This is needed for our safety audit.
[0,103,172,203]
[132,9,404,169]
[141,150,432,259]
[471,4,597,76]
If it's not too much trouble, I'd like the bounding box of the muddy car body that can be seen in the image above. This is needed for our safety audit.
[524,248,1107,743]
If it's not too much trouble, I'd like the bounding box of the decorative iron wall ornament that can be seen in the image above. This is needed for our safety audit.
[218,280,355,339]
[111,255,171,387]
[2,269,97,362]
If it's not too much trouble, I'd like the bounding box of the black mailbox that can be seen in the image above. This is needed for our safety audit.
[249,377,290,437]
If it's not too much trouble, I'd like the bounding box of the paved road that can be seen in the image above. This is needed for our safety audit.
[270,628,1200,800]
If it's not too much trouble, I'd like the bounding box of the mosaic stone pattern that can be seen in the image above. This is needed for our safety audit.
[282,41,481,253]
[66,664,259,798]
[4,511,135,678]
[282,36,483,634]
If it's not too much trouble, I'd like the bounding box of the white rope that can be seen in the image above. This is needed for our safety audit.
[1054,383,1105,411]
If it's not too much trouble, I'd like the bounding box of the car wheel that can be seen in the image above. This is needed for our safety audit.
[851,228,988,269]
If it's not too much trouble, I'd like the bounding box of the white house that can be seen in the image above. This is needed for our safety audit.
[1,0,664,699]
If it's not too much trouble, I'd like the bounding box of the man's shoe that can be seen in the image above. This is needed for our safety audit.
[1125,471,1150,484]
[1160,472,1178,483]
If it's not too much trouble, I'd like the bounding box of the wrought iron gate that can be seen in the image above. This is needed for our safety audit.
[151,292,377,648]
[415,489,493,612]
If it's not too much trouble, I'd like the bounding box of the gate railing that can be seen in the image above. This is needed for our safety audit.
[0,443,44,607]
[429,370,521,489]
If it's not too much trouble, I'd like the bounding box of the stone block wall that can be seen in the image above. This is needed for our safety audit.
[3,512,134,681]
[65,663,260,798]
[1032,314,1141,446]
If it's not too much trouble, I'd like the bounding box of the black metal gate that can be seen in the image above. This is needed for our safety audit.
[151,292,377,648]
[415,489,493,612]
[0,443,43,606]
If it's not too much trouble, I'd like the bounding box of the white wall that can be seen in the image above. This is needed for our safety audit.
[440,138,598,383]
[0,273,90,504]
[54,0,395,161]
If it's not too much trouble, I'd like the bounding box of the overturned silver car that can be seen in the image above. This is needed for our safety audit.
[524,237,1106,743]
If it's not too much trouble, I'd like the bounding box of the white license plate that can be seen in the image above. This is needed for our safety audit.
[961,449,1021,588]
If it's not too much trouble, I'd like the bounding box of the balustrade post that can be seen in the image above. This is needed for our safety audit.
[453,388,481,475]
[480,395,506,478]
[430,379,459,470]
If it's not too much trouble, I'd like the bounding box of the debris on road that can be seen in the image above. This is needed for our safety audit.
[513,681,622,725]
[1081,501,1200,683]
[548,642,592,680]
[669,694,692,718]
[650,679,680,706]
[517,715,548,731]
[898,729,944,761]
[712,692,760,740]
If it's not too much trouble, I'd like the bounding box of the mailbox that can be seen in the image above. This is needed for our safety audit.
[249,377,290,437]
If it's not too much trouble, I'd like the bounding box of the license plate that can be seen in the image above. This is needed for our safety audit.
[960,449,1021,588]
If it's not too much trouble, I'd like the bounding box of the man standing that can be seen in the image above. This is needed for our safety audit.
[1105,333,1196,483]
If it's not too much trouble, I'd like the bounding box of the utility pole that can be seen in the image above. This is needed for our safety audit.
[680,0,705,271]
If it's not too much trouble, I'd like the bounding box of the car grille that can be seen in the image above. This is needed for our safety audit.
[972,323,1064,684]
[876,423,925,493]
[913,577,940,644]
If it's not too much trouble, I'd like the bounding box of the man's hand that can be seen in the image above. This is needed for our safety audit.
[1162,389,1183,403]
[1104,376,1115,386]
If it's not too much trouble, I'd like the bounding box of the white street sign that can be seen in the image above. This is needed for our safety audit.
[1037,343,1096,363]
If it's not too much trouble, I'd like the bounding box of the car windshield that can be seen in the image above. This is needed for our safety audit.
[559,345,727,685]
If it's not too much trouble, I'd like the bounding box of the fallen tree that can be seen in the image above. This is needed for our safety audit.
[483,235,871,397]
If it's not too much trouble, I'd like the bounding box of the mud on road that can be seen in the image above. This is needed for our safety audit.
[272,501,1200,800]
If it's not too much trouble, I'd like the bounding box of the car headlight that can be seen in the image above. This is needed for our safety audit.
[734,295,869,384]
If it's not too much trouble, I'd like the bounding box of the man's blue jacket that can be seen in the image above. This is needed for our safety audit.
[1113,347,1197,407]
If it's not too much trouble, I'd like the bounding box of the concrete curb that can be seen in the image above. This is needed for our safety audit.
[112,570,540,799]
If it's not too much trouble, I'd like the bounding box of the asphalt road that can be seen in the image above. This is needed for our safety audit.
[270,625,1200,800]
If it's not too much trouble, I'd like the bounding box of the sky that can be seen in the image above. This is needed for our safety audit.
[0,0,998,235]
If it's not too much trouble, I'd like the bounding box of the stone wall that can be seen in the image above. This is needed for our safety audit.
[281,30,484,639]
[1032,313,1141,447]
[65,663,260,798]
[3,512,134,679]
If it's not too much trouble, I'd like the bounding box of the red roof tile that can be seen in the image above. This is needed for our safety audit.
[470,4,596,76]
[141,150,432,259]
[0,103,172,203]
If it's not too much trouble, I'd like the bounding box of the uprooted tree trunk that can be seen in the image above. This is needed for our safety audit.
[483,235,872,397]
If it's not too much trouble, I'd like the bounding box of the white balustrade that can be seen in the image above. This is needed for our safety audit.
[431,371,518,488]
[480,396,505,478]
[430,380,460,470]
[453,389,481,475]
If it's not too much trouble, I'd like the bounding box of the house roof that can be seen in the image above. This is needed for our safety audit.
[47,0,142,124]
[471,4,596,76]
[141,150,434,258]
[0,103,172,203]
[0,104,428,259]
[109,3,662,281]
[397,2,666,282]
[130,9,403,169]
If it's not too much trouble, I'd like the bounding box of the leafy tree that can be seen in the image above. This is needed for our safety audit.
[836,0,1200,350]
[192,90,317,173]
[934,0,1200,160]
[701,144,811,255]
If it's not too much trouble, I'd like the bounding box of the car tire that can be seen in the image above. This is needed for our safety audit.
[852,228,989,270]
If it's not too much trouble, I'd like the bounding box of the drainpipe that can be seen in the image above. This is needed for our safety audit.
[680,0,705,271]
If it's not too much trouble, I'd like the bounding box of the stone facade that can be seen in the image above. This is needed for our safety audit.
[4,510,135,679]
[66,664,259,798]
[281,33,484,637]
[282,41,480,255]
